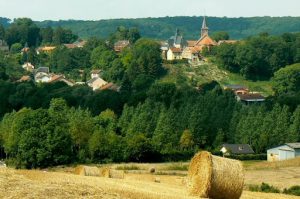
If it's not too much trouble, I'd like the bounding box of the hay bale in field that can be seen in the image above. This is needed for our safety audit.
[109,169,125,179]
[99,167,110,178]
[187,151,244,199]
[149,167,156,173]
[75,166,100,177]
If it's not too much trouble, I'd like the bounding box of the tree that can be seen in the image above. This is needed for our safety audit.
[0,24,5,40]
[179,129,194,150]
[5,18,40,47]
[40,27,53,44]
[212,31,230,42]
[272,63,300,95]
[53,27,78,45]
[10,43,23,54]
[289,106,300,141]
[68,108,94,160]
[126,39,163,80]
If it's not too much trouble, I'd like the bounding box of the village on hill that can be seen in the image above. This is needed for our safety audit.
[0,6,300,198]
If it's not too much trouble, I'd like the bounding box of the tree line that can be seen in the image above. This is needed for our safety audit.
[1,81,300,168]
[214,33,300,80]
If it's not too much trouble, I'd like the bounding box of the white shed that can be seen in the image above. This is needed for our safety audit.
[267,143,300,162]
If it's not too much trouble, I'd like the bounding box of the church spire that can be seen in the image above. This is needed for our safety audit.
[201,16,209,38]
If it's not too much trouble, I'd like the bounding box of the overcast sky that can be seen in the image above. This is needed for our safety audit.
[0,0,299,21]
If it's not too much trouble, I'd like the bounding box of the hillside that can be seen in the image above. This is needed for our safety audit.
[161,62,273,96]
[1,16,299,40]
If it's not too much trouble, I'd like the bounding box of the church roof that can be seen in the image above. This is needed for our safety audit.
[187,40,197,47]
[169,47,182,53]
[202,16,208,29]
[195,35,217,46]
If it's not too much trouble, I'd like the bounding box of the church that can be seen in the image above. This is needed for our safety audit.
[163,16,217,62]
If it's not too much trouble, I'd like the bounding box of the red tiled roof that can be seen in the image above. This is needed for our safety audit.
[169,47,182,53]
[195,35,217,46]
[187,40,197,47]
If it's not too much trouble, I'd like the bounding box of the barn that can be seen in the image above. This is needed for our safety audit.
[267,143,300,162]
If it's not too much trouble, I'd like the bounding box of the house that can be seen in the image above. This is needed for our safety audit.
[221,144,255,155]
[167,29,187,49]
[64,40,87,49]
[49,74,75,86]
[236,93,265,103]
[167,47,183,60]
[90,69,101,79]
[34,67,50,83]
[114,40,130,52]
[17,75,31,82]
[37,46,56,54]
[0,40,9,51]
[224,85,249,95]
[73,40,87,48]
[182,47,200,62]
[22,62,35,72]
[87,77,108,91]
[182,16,217,62]
[267,143,300,162]
[218,40,238,45]
[162,29,187,60]
[64,43,77,49]
[100,82,120,92]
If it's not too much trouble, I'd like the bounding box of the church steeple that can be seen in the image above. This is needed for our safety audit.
[201,16,209,38]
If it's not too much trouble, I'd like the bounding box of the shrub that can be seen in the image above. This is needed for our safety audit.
[115,165,141,170]
[283,185,300,196]
[248,182,280,193]
[227,154,267,161]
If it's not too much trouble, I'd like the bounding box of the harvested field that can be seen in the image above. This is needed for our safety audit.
[0,167,299,199]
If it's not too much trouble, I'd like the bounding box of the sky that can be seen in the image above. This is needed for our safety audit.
[0,0,299,21]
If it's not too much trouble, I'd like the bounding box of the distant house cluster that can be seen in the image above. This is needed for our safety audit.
[161,17,237,63]
[224,84,265,103]
[114,40,130,52]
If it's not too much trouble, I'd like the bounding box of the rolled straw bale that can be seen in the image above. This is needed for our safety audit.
[75,166,100,177]
[99,167,110,178]
[187,151,244,199]
[109,169,125,179]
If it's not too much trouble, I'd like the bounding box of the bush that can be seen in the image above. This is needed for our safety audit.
[163,59,188,65]
[249,183,280,193]
[226,154,267,161]
[283,186,300,196]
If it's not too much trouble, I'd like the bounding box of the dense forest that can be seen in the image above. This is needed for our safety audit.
[1,16,300,40]
[0,17,300,169]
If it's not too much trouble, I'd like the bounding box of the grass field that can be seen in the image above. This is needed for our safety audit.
[1,158,300,199]
[161,61,273,96]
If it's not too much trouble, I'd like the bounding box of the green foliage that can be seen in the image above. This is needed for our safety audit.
[216,33,298,79]
[179,130,194,150]
[211,31,230,42]
[272,63,300,95]
[283,186,300,196]
[5,18,40,47]
[109,26,141,44]
[37,16,300,40]
[249,183,280,193]
[52,26,78,45]
[10,43,23,53]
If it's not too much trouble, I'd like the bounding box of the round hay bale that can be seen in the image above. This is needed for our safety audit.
[74,165,84,175]
[75,166,100,177]
[187,151,244,199]
[99,167,110,178]
[109,169,125,179]
[149,167,156,173]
